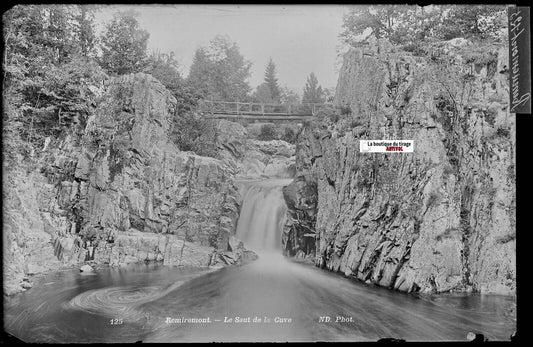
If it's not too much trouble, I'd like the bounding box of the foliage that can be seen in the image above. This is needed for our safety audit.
[4,4,223,164]
[341,5,410,45]
[340,5,507,51]
[263,58,281,102]
[302,72,325,104]
[459,41,499,66]
[172,112,218,157]
[143,51,217,157]
[315,107,340,124]
[187,35,252,101]
[281,125,299,144]
[253,83,275,103]
[4,5,97,91]
[280,87,301,105]
[134,47,215,158]
[144,51,183,93]
[99,10,150,75]
[438,5,507,41]
[3,5,107,153]
[323,87,335,103]
[258,123,278,141]
[73,5,99,58]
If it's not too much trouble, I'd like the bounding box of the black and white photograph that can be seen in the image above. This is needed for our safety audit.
[1,3,526,343]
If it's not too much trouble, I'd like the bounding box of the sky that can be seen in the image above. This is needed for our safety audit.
[94,5,351,93]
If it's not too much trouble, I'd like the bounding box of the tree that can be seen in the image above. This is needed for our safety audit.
[73,5,99,59]
[253,83,275,103]
[144,50,203,113]
[340,5,410,46]
[302,73,325,104]
[438,5,507,41]
[3,5,107,151]
[281,125,298,144]
[280,87,300,105]
[143,50,211,155]
[144,51,183,94]
[99,10,149,75]
[42,5,81,64]
[323,87,335,103]
[258,123,278,141]
[187,35,252,101]
[340,5,507,49]
[263,58,281,102]
[187,48,211,97]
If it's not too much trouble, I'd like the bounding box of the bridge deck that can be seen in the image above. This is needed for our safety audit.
[198,100,333,118]
[205,113,314,121]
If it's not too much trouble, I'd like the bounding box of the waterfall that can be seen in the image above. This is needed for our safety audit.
[235,179,292,251]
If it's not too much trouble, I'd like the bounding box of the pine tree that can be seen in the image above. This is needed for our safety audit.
[187,48,211,98]
[263,58,281,103]
[302,72,325,104]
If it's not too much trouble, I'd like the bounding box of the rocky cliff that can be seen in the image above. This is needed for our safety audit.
[3,73,254,295]
[283,38,515,295]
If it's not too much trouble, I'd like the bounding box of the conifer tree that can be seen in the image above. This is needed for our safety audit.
[264,58,281,103]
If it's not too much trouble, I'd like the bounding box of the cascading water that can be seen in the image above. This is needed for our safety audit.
[235,179,292,252]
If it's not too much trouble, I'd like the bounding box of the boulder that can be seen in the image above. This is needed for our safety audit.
[238,140,296,179]
[216,120,248,159]
[26,264,46,275]
[20,281,32,289]
[80,264,94,272]
[228,236,244,253]
[248,139,295,157]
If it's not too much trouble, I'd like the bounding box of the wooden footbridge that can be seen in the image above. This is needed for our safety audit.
[198,100,333,123]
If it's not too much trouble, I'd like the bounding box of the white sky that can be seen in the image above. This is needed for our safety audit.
[94,5,351,93]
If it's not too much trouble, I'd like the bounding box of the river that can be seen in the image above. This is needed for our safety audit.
[3,179,516,342]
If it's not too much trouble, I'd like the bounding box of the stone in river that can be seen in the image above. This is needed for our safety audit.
[228,236,244,252]
[80,264,95,272]
[466,332,486,342]
[20,281,32,289]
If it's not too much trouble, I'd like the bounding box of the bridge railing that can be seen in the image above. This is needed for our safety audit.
[198,100,334,116]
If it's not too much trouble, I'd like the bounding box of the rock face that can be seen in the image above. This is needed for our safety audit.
[284,39,515,295]
[3,73,252,295]
[240,140,296,178]
[215,120,248,175]
[3,170,63,295]
[282,176,317,260]
[214,120,296,179]
[70,74,241,251]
